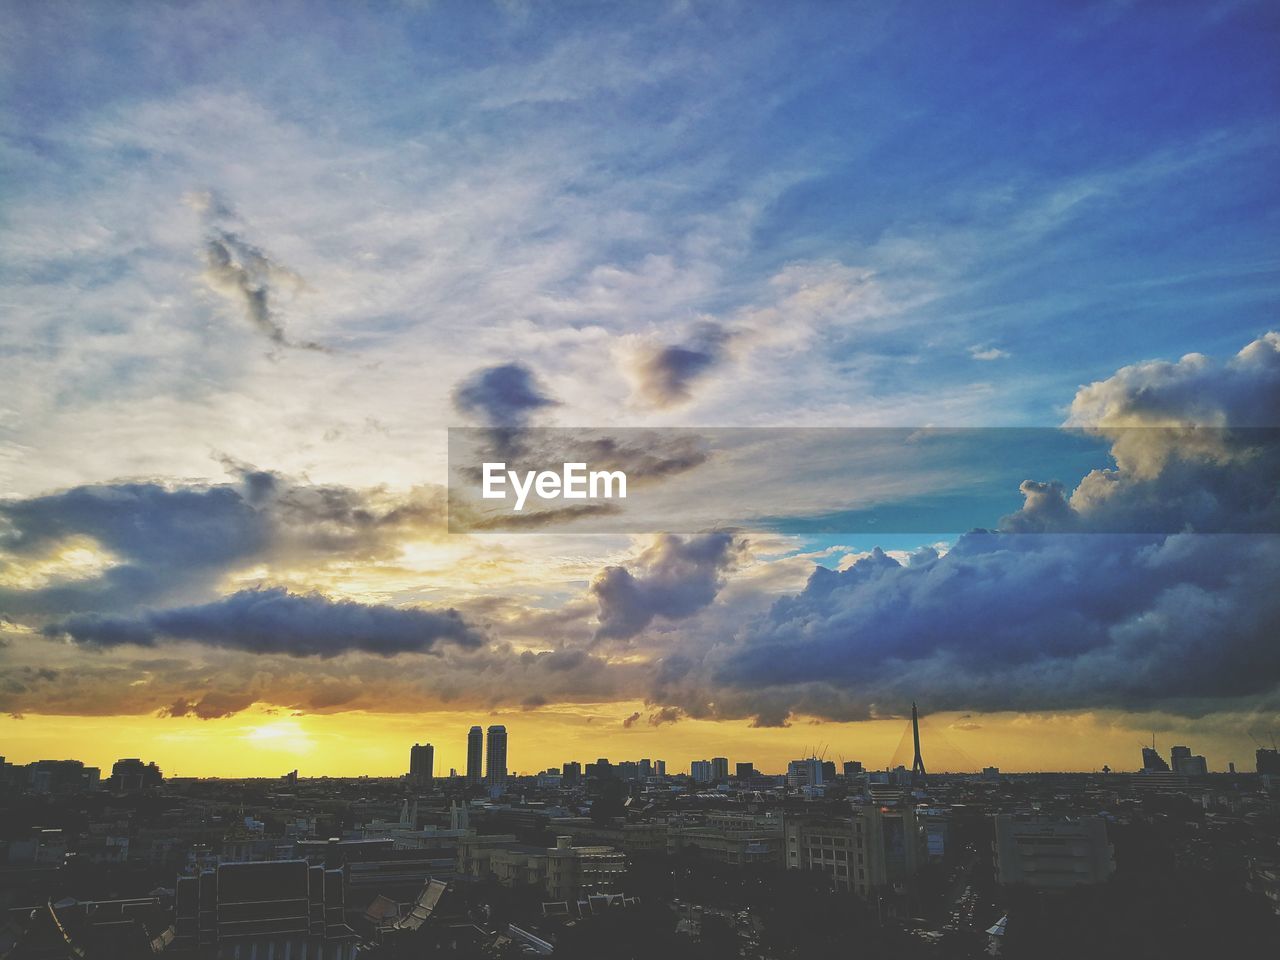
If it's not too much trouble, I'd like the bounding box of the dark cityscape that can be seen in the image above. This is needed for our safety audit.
[3,715,1280,958]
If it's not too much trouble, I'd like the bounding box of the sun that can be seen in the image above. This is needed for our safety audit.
[242,718,315,755]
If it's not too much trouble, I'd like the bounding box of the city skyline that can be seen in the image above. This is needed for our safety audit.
[2,1,1279,778]
[0,710,1260,781]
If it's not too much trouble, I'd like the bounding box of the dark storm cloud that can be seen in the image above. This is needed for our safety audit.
[631,322,732,407]
[45,586,482,657]
[591,532,742,640]
[712,532,1280,718]
[647,332,1280,726]
[0,467,445,615]
[452,362,559,427]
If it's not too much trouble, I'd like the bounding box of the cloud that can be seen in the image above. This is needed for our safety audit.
[696,531,1280,722]
[1002,332,1280,534]
[642,334,1280,725]
[629,322,733,407]
[648,705,683,726]
[452,362,559,427]
[590,532,743,640]
[968,345,1009,361]
[161,691,258,720]
[0,466,447,616]
[44,586,482,658]
[622,710,642,728]
[191,192,323,351]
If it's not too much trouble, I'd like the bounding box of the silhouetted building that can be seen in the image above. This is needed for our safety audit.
[690,760,713,783]
[992,815,1115,888]
[110,758,162,793]
[410,742,434,786]
[173,859,356,957]
[486,725,507,787]
[586,758,613,781]
[466,725,483,784]
[562,761,582,786]
[26,759,99,794]
[843,760,864,776]
[1256,747,1280,776]
[710,757,729,782]
[1141,746,1170,772]
[1171,746,1208,776]
[736,762,756,779]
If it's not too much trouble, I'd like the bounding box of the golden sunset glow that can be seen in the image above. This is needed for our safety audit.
[0,706,1261,779]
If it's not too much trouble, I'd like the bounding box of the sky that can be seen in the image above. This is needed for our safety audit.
[1,0,1278,777]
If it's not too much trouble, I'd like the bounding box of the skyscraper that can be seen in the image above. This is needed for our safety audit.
[467,725,483,784]
[711,757,729,782]
[1257,747,1280,776]
[1141,745,1170,772]
[486,725,507,786]
[409,742,434,786]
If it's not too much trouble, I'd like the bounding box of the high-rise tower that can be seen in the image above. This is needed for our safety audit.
[409,742,434,786]
[486,725,508,787]
[466,725,483,784]
[911,702,926,780]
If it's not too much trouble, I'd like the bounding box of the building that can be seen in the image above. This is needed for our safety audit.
[736,762,756,779]
[561,761,582,786]
[992,815,1115,888]
[786,758,824,788]
[1175,754,1208,776]
[409,742,434,786]
[690,760,713,783]
[486,725,508,787]
[467,725,483,784]
[1169,745,1208,775]
[668,813,783,867]
[551,818,669,856]
[1141,746,1170,772]
[843,760,864,776]
[25,759,99,794]
[784,805,923,897]
[458,835,626,901]
[1257,747,1280,776]
[110,758,162,793]
[710,757,730,782]
[496,837,626,901]
[173,859,357,957]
